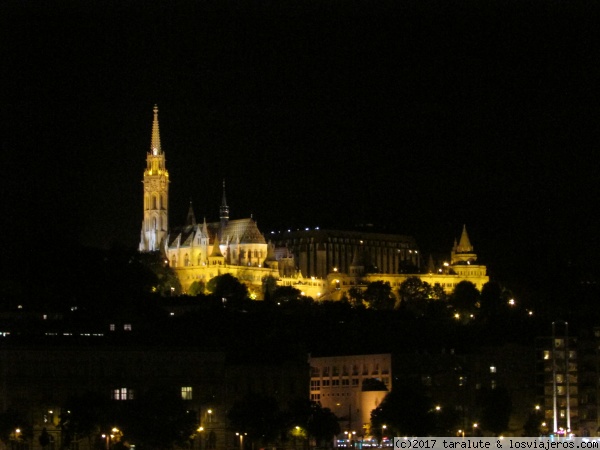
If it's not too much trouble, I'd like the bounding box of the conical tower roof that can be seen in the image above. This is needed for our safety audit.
[211,233,224,257]
[151,104,161,155]
[456,224,473,253]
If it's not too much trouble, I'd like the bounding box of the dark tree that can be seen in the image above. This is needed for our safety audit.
[477,387,512,436]
[38,428,51,449]
[187,280,205,296]
[451,280,480,316]
[371,385,435,437]
[227,393,283,447]
[347,287,364,308]
[206,273,249,304]
[286,399,340,447]
[262,275,278,302]
[398,277,430,303]
[363,281,396,310]
[135,250,182,296]
[479,281,504,316]
[271,285,302,303]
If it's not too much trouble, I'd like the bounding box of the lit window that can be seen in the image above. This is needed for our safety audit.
[112,388,134,400]
[543,350,550,360]
[490,366,496,373]
[124,324,132,331]
[181,386,193,400]
[109,324,115,331]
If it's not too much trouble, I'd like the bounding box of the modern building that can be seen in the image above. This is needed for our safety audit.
[536,324,579,436]
[137,106,488,298]
[308,353,392,437]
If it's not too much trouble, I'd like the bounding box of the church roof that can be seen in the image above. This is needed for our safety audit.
[211,218,267,245]
[167,218,266,249]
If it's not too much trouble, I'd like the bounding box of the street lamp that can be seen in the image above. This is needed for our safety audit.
[236,432,246,450]
[472,423,478,436]
[381,425,387,448]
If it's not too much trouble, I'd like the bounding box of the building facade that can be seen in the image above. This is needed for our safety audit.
[308,353,392,437]
[138,106,488,298]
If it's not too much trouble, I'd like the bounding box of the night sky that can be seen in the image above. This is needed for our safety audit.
[3,0,600,298]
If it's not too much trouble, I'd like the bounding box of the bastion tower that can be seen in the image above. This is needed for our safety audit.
[139,105,170,252]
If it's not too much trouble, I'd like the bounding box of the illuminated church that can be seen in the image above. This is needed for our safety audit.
[139,106,489,298]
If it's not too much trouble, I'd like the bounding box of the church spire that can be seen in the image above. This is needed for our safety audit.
[219,179,229,237]
[186,199,196,226]
[220,179,229,221]
[151,104,161,155]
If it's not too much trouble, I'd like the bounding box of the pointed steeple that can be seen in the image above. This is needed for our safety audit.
[456,224,473,253]
[186,199,196,226]
[220,179,229,221]
[211,233,224,257]
[450,224,477,265]
[219,179,230,238]
[151,104,161,155]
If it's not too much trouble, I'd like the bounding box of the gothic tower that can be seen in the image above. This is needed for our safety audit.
[139,105,170,252]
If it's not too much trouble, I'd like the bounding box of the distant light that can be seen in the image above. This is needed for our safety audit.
[305,227,309,231]
[508,298,516,306]
[315,227,320,230]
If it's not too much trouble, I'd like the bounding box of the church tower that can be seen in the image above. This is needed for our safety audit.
[139,105,170,252]
[450,224,477,264]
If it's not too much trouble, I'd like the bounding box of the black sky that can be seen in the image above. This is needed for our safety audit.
[3,0,600,297]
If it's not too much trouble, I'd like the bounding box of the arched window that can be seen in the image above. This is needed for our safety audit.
[184,254,190,267]
[153,218,157,230]
[152,196,157,209]
[162,193,167,210]
[171,255,177,267]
